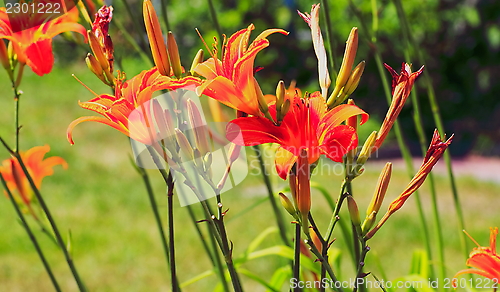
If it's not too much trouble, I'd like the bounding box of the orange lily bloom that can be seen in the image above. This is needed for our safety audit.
[67,67,202,145]
[0,145,67,214]
[226,91,368,179]
[195,24,288,116]
[453,228,500,285]
[0,0,86,76]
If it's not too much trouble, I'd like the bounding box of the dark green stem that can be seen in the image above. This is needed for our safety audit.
[0,173,61,292]
[166,172,180,292]
[0,138,87,291]
[293,223,301,292]
[304,232,344,292]
[352,241,370,292]
[134,164,171,265]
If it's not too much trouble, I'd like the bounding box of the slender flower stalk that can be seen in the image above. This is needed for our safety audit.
[0,138,87,291]
[0,173,61,292]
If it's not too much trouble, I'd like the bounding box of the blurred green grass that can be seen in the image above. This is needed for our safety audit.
[0,62,499,292]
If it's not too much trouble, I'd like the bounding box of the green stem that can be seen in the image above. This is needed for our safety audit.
[352,240,370,292]
[166,172,180,292]
[111,19,153,66]
[0,174,61,292]
[120,0,149,55]
[0,138,87,291]
[391,0,466,262]
[148,147,240,291]
[319,0,338,80]
[350,1,438,271]
[134,164,171,266]
[207,0,223,44]
[304,232,344,292]
[307,214,327,292]
[252,145,290,247]
[206,218,231,292]
[160,0,170,32]
[293,223,301,292]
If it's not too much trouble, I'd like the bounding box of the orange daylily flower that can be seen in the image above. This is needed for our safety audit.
[226,91,368,179]
[195,24,288,116]
[67,67,202,145]
[453,228,500,285]
[0,145,67,213]
[0,0,86,76]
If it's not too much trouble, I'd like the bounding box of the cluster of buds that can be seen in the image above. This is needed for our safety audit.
[86,5,115,87]
[327,28,365,108]
[145,93,242,201]
[273,80,291,125]
[345,163,391,238]
[143,0,199,79]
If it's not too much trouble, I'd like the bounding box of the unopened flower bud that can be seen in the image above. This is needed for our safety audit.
[279,193,297,218]
[347,195,362,236]
[88,31,108,71]
[328,27,358,107]
[85,53,107,83]
[143,0,170,76]
[189,49,204,76]
[366,162,392,216]
[343,61,365,97]
[0,40,10,71]
[187,100,210,156]
[279,99,291,122]
[276,80,285,110]
[361,211,377,235]
[167,31,182,78]
[334,61,365,106]
[356,131,377,166]
[175,128,194,161]
[255,80,275,122]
